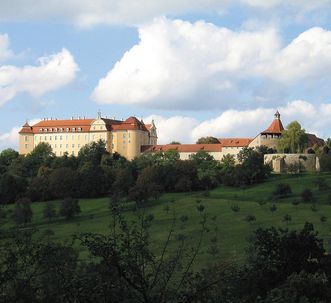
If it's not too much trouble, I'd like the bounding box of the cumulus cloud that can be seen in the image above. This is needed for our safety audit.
[93,18,331,110]
[0,0,328,27]
[0,34,14,61]
[146,100,331,144]
[0,48,79,106]
[0,118,41,151]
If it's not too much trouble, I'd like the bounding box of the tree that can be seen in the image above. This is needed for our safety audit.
[43,202,57,221]
[270,204,277,214]
[59,197,81,220]
[301,188,313,203]
[283,214,292,225]
[196,136,219,144]
[77,140,108,167]
[273,183,292,199]
[0,173,27,205]
[48,167,79,199]
[0,148,19,173]
[277,121,308,153]
[169,141,181,145]
[13,198,33,225]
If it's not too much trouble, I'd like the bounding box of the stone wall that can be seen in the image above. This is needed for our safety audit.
[264,153,320,173]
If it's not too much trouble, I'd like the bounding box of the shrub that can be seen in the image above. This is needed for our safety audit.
[283,214,292,225]
[245,214,256,223]
[231,204,240,213]
[320,215,327,223]
[301,188,313,203]
[59,197,81,220]
[270,204,277,213]
[43,202,57,221]
[273,183,292,199]
[13,198,32,225]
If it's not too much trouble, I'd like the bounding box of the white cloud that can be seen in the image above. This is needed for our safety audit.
[0,118,41,151]
[92,18,331,110]
[0,48,79,106]
[0,0,328,27]
[147,100,331,144]
[0,34,13,61]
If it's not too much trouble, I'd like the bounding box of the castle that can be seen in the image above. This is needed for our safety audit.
[19,111,324,161]
[142,111,324,160]
[19,113,157,160]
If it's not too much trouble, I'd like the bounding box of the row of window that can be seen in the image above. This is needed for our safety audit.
[35,144,82,149]
[39,127,82,133]
[35,134,107,141]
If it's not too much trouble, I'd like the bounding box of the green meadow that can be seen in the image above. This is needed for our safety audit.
[2,173,331,267]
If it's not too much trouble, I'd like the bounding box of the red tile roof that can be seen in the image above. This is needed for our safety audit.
[19,116,150,134]
[218,138,252,147]
[19,122,33,134]
[261,111,284,134]
[141,144,222,153]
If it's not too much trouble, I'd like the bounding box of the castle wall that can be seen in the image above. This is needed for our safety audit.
[264,154,320,173]
[19,134,34,155]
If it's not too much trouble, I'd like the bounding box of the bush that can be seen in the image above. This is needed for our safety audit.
[13,198,33,225]
[245,214,256,223]
[59,197,81,220]
[43,202,57,221]
[273,183,292,199]
[301,188,313,203]
[231,204,240,212]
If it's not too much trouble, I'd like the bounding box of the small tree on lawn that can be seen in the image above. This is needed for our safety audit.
[315,177,329,191]
[320,215,327,224]
[292,200,300,209]
[283,214,292,225]
[270,204,277,214]
[59,197,81,220]
[273,183,292,199]
[301,188,313,203]
[311,204,318,212]
[43,202,57,221]
[13,198,33,225]
[231,204,240,213]
[245,214,256,224]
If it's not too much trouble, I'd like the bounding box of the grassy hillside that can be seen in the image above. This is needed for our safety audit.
[2,173,331,267]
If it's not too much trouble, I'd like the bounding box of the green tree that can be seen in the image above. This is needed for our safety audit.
[196,136,219,144]
[277,121,308,153]
[43,202,57,221]
[59,197,81,220]
[169,141,181,144]
[13,198,33,225]
[77,140,108,166]
[48,167,79,199]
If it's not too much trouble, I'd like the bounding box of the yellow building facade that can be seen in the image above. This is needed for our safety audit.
[19,114,157,160]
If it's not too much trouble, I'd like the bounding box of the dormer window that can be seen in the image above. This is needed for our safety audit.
[78,127,81,132]
[39,128,43,132]
[66,128,69,132]
[49,129,52,132]
[54,128,58,132]
[60,128,63,132]
[45,128,48,132]
[72,128,76,132]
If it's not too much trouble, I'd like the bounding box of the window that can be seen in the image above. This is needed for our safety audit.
[66,128,69,132]
[44,136,47,140]
[112,144,114,148]
[25,136,28,142]
[55,144,57,148]
[100,126,102,130]
[72,128,75,132]
[78,144,80,148]
[39,128,43,132]
[49,136,52,141]
[72,144,75,148]
[55,136,57,140]
[60,144,62,148]
[45,128,48,132]
[123,134,126,138]
[54,128,58,132]
[25,144,29,149]
[60,128,63,132]
[49,129,52,132]
[93,126,96,130]
[66,144,68,148]
[60,136,62,140]
[78,127,81,132]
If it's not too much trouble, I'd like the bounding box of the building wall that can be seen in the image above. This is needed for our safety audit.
[249,134,280,150]
[19,134,34,154]
[264,154,320,173]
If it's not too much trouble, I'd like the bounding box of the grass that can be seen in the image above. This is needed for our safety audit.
[2,173,331,268]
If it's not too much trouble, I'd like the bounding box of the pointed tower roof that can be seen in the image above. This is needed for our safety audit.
[19,121,33,134]
[261,111,284,135]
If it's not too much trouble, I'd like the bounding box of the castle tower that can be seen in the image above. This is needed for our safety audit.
[19,121,34,154]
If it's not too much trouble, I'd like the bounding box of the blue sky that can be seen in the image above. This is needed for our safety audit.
[1,1,331,149]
